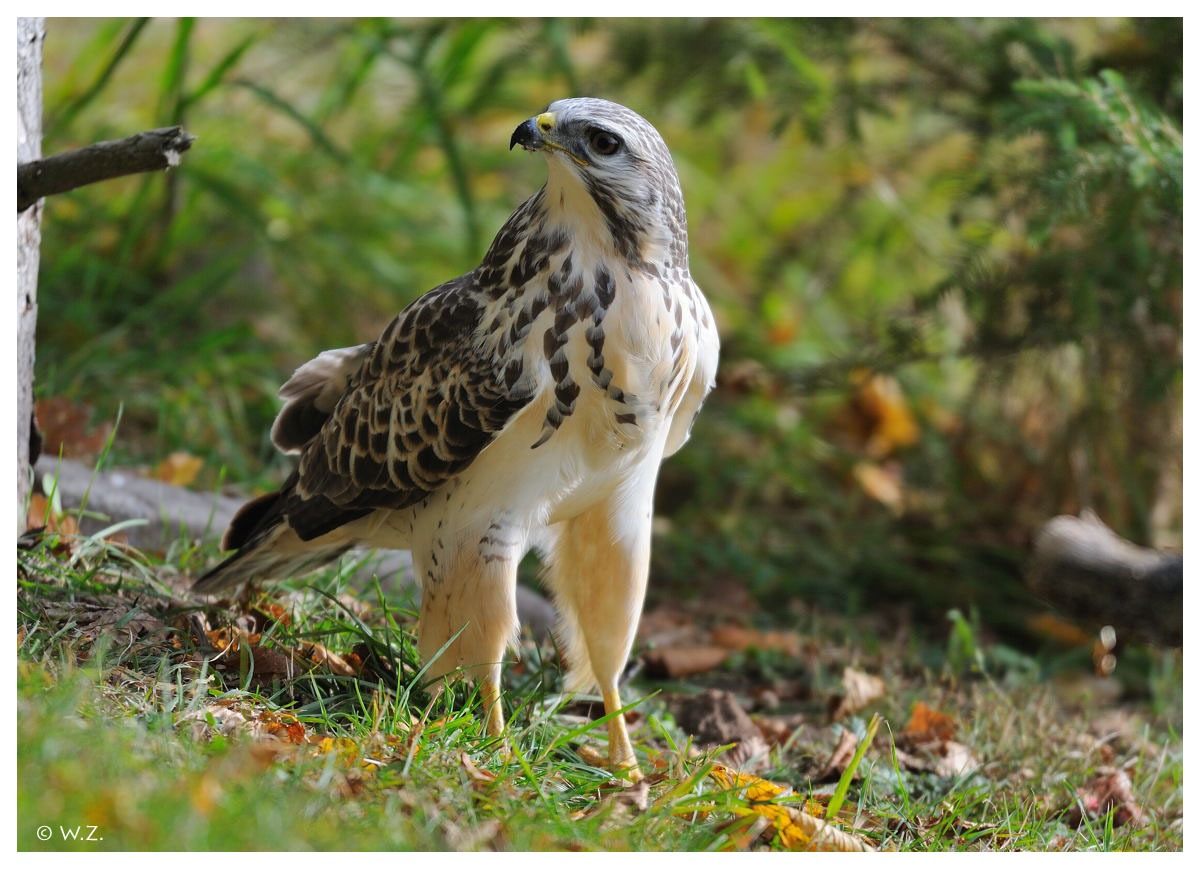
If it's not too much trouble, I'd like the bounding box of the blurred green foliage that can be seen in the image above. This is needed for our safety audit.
[35,18,1181,640]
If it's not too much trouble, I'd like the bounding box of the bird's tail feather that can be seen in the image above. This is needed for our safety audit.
[193,523,351,595]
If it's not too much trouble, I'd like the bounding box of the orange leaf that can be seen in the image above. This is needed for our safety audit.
[254,602,292,626]
[903,701,957,744]
[26,493,79,536]
[205,627,233,651]
[35,396,112,460]
[258,710,309,744]
[1026,613,1093,647]
[710,624,802,656]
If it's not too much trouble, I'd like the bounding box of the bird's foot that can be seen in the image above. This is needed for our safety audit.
[607,720,643,782]
[612,756,644,783]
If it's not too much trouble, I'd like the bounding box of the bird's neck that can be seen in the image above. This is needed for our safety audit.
[538,163,685,275]
[542,165,624,260]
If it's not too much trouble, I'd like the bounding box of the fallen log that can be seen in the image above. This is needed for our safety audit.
[30,456,555,638]
[1027,512,1182,647]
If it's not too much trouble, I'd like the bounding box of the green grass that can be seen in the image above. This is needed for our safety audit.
[17,523,1183,851]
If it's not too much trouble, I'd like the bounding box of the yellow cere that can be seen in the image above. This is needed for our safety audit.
[535,112,589,166]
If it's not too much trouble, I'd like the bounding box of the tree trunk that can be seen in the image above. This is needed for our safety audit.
[17,17,45,533]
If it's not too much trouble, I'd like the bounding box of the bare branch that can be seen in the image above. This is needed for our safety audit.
[17,125,195,212]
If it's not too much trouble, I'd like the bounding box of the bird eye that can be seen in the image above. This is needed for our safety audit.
[589,130,622,157]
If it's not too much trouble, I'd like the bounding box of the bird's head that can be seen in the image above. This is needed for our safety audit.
[510,97,687,266]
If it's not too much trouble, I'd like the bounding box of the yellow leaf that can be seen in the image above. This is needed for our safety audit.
[153,451,204,487]
[709,765,875,852]
[851,371,920,456]
[314,736,359,760]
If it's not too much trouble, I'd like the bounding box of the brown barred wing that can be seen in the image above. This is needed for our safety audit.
[271,343,375,454]
[284,281,535,542]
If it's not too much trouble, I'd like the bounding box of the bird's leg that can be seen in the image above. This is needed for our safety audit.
[415,533,519,747]
[545,480,654,781]
[479,665,505,737]
[601,685,639,778]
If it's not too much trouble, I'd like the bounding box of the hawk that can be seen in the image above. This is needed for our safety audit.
[195,98,719,778]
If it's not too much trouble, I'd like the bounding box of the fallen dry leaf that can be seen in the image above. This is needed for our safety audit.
[814,727,860,783]
[850,369,920,457]
[674,689,771,773]
[643,645,729,678]
[301,641,358,676]
[26,493,80,536]
[202,623,360,680]
[257,710,309,744]
[35,597,166,642]
[1064,768,1146,828]
[460,751,498,785]
[710,624,802,657]
[636,603,697,645]
[315,736,360,761]
[829,666,886,721]
[753,713,805,747]
[852,461,905,513]
[934,741,977,778]
[894,702,977,778]
[197,704,251,737]
[709,765,876,852]
[902,701,957,744]
[251,602,292,626]
[34,396,113,461]
[152,451,204,487]
[250,644,297,676]
[204,626,235,651]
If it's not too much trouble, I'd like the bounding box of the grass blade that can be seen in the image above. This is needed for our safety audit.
[825,713,881,821]
[232,79,349,162]
[46,17,150,139]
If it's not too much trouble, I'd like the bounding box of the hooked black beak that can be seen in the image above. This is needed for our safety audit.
[509,118,542,151]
